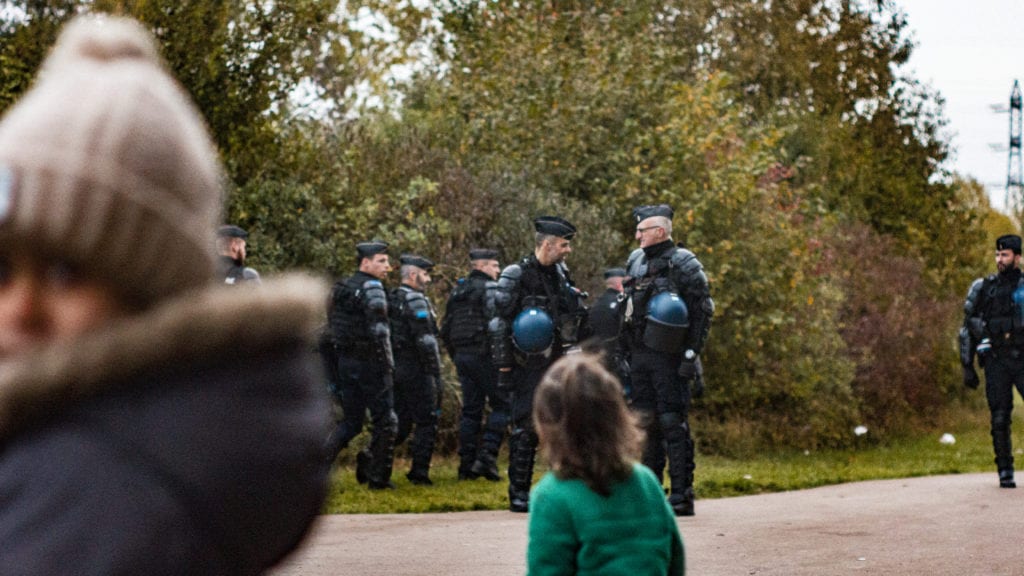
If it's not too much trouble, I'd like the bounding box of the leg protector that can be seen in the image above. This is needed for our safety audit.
[660,411,695,496]
[637,410,665,484]
[408,413,439,484]
[991,409,1014,472]
[367,409,398,489]
[507,427,538,512]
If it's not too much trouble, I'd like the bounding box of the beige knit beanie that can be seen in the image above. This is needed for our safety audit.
[0,15,223,306]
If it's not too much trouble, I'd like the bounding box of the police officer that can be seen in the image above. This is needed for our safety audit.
[390,254,444,485]
[960,234,1024,488]
[440,248,509,481]
[621,204,713,516]
[489,216,589,512]
[324,240,398,490]
[217,224,261,285]
[589,268,627,346]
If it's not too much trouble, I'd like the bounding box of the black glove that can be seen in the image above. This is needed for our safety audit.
[497,369,514,392]
[678,359,699,379]
[691,371,705,400]
[681,356,705,399]
[963,365,980,390]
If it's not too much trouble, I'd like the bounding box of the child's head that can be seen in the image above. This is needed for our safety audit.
[0,16,225,357]
[533,352,643,496]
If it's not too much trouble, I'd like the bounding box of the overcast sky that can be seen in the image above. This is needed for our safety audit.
[898,0,1024,212]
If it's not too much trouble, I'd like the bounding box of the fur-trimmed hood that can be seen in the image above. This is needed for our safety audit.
[0,273,328,442]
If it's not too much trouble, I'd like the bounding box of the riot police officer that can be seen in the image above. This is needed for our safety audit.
[440,248,509,481]
[390,254,444,485]
[589,268,627,345]
[489,216,589,512]
[960,234,1024,488]
[216,224,261,285]
[621,204,713,516]
[324,240,398,490]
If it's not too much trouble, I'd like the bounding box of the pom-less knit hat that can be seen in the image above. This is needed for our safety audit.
[0,15,223,306]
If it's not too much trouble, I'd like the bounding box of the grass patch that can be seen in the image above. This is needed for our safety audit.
[323,409,1001,513]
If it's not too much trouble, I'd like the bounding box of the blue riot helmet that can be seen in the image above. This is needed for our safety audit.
[643,292,689,353]
[512,307,555,355]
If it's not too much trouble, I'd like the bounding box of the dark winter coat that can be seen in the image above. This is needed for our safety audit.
[0,275,332,576]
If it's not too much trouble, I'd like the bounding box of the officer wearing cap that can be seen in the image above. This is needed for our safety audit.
[324,240,398,489]
[588,267,631,391]
[389,254,444,485]
[488,216,590,512]
[440,248,509,481]
[217,224,261,285]
[621,204,713,516]
[960,234,1024,488]
[590,268,628,348]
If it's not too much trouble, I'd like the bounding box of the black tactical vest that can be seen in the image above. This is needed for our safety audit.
[445,273,490,350]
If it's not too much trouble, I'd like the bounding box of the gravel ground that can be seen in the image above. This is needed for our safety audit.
[270,472,1024,576]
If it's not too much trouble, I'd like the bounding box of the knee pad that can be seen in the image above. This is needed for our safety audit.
[992,410,1012,431]
[377,410,398,435]
[659,411,684,430]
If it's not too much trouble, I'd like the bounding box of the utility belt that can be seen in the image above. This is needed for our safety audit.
[452,342,488,356]
[986,315,1024,348]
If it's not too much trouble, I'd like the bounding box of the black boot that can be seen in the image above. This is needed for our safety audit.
[471,451,501,482]
[999,468,1016,488]
[668,488,695,517]
[472,408,507,481]
[507,428,537,513]
[458,415,482,480]
[355,450,370,484]
[407,412,438,486]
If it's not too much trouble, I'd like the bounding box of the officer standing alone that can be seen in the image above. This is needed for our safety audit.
[441,248,509,481]
[960,234,1024,488]
[390,254,444,485]
[324,241,398,490]
[489,216,589,512]
[621,204,713,516]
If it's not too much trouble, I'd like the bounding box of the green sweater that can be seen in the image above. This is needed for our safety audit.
[526,463,684,576]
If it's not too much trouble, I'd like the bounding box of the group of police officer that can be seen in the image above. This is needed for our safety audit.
[320,204,714,516]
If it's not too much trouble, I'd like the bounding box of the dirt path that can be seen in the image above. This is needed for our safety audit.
[270,473,1024,575]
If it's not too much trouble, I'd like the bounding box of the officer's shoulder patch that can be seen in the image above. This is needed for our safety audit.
[363,279,383,288]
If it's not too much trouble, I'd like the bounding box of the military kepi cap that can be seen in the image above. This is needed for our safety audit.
[603,267,627,279]
[356,240,389,260]
[633,204,674,223]
[469,248,499,261]
[534,216,577,239]
[217,224,248,239]
[400,254,435,270]
[997,234,1022,255]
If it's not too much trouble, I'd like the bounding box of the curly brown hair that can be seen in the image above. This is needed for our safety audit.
[533,353,644,496]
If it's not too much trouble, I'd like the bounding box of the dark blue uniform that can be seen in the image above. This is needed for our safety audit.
[489,254,588,512]
[390,283,443,485]
[623,239,713,516]
[441,269,509,481]
[962,265,1024,487]
[324,271,397,489]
